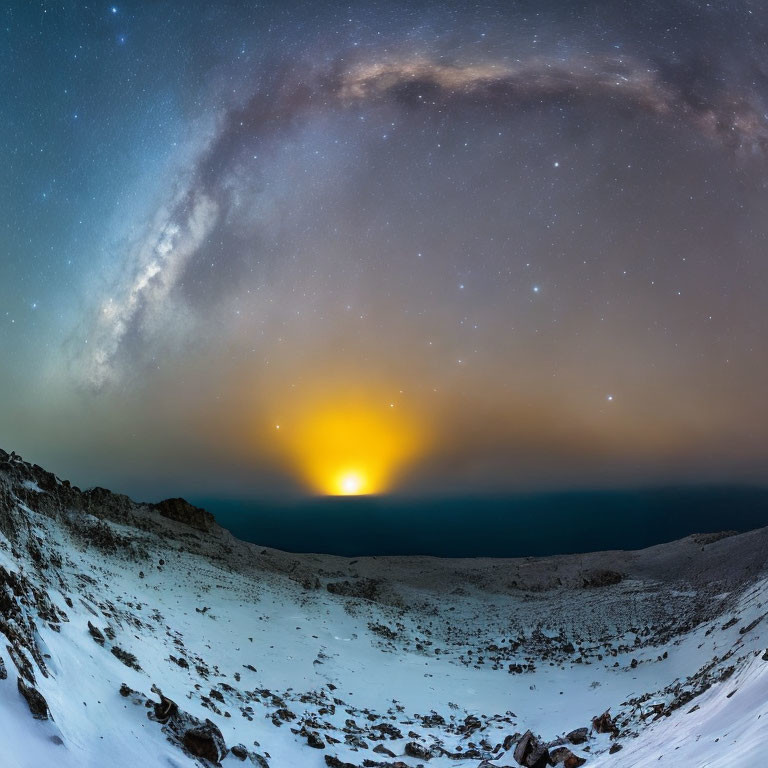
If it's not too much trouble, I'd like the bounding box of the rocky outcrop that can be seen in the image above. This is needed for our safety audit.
[17,677,49,720]
[87,621,106,645]
[153,498,214,533]
[0,449,216,543]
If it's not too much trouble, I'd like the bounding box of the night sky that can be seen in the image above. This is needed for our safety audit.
[2,1,767,499]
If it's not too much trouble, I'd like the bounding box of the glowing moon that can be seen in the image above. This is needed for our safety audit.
[273,390,425,495]
[338,471,365,495]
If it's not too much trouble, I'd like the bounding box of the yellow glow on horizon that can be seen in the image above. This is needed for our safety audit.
[337,471,365,495]
[276,394,424,495]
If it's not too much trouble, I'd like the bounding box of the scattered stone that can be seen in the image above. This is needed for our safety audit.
[326,578,380,601]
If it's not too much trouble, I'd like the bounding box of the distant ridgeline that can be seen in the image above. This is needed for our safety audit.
[198,488,768,558]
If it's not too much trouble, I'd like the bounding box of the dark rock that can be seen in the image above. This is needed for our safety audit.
[565,728,588,745]
[17,677,49,720]
[326,578,381,601]
[373,743,396,757]
[153,497,214,532]
[581,570,623,588]
[591,709,617,736]
[514,730,551,767]
[307,732,326,749]
[609,743,623,754]
[153,692,178,724]
[550,746,586,767]
[324,757,358,768]
[739,616,763,635]
[404,741,431,759]
[182,722,228,762]
[111,645,141,671]
[692,531,738,545]
[371,722,402,739]
[87,621,105,645]
[231,743,249,760]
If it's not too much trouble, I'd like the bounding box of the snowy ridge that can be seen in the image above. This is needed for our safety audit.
[0,448,767,768]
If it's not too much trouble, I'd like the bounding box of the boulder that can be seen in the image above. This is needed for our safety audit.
[307,732,326,749]
[182,722,227,762]
[514,730,551,767]
[550,746,586,767]
[565,728,588,745]
[404,741,431,759]
[152,692,178,724]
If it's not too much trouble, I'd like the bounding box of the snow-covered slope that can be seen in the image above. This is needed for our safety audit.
[1,448,766,768]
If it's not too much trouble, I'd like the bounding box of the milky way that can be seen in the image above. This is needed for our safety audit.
[2,1,768,497]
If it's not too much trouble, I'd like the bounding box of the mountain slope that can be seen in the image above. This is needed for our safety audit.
[1,448,767,768]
